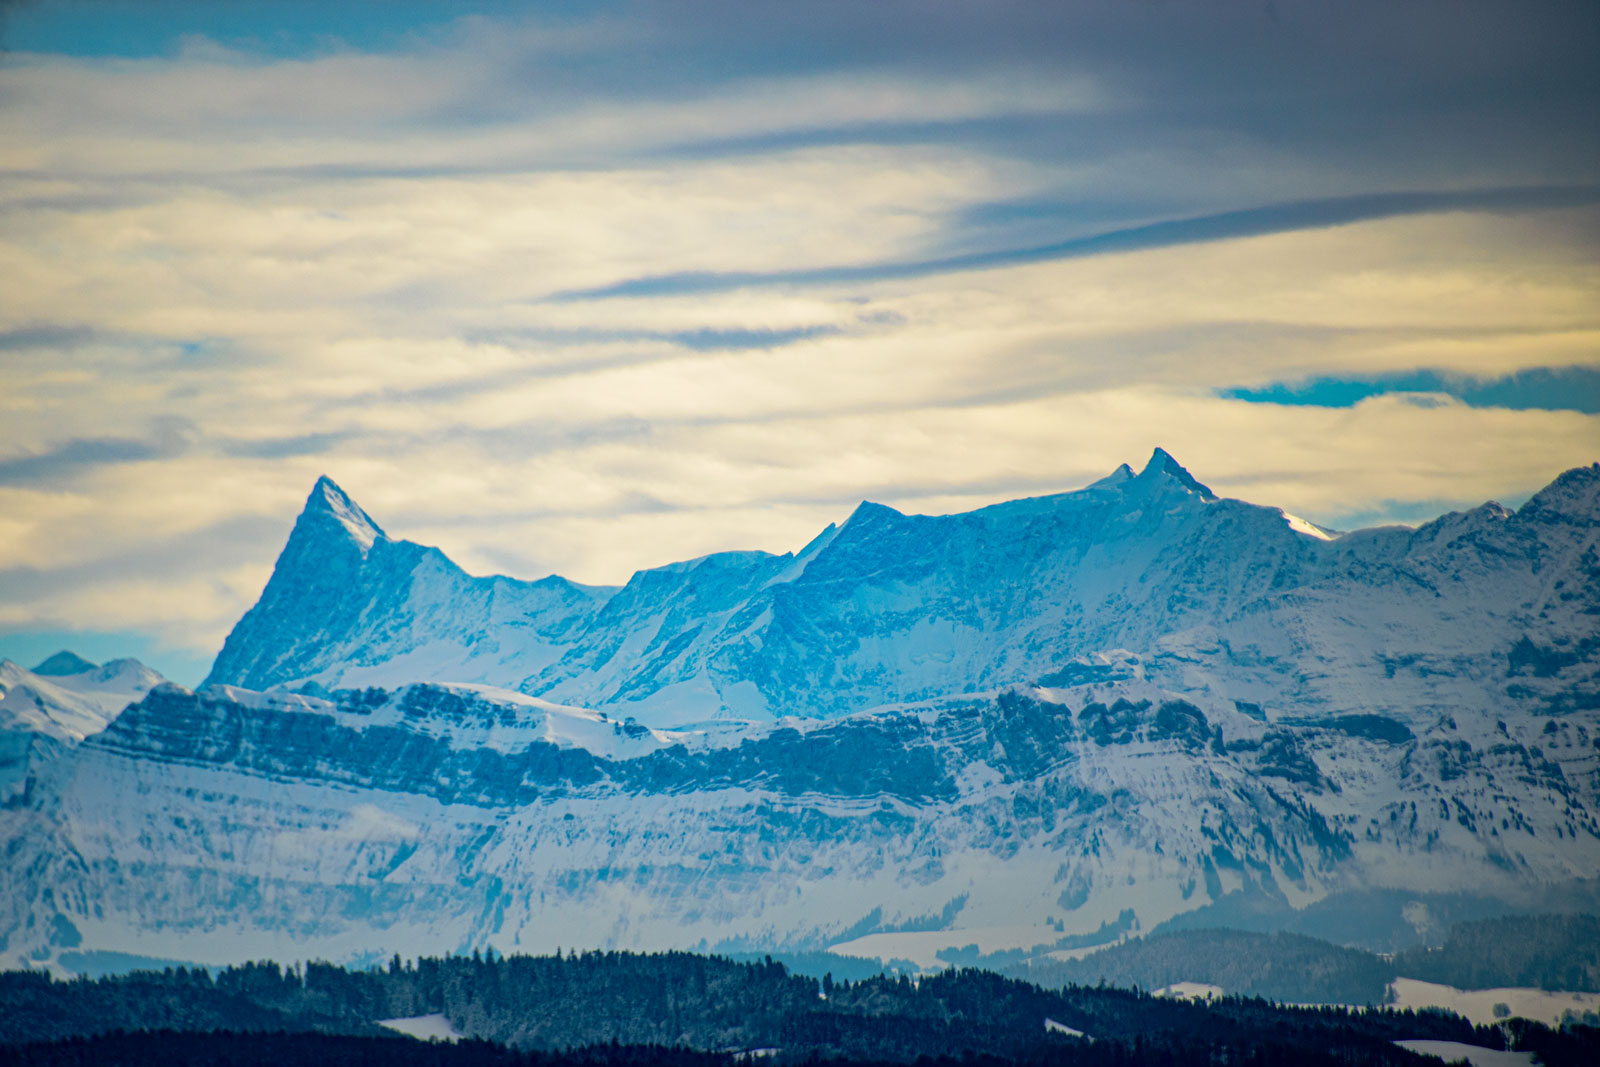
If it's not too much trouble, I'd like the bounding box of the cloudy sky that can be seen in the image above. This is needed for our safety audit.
[1,0,1597,684]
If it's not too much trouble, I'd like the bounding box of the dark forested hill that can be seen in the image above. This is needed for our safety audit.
[3,949,1592,1067]
[1008,929,1395,1004]
[1393,914,1600,992]
[1005,915,1600,1003]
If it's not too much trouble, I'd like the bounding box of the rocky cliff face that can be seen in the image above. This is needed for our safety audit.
[3,674,1596,972]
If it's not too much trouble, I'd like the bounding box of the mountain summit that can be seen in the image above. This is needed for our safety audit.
[1137,447,1215,499]
[304,475,385,551]
[202,477,400,689]
[205,457,1600,728]
[6,456,1599,975]
[30,650,98,676]
[203,477,613,692]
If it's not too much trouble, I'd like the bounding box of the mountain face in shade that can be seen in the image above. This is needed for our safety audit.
[206,454,1600,731]
[30,651,99,677]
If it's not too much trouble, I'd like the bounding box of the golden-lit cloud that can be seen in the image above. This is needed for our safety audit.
[1,4,1597,676]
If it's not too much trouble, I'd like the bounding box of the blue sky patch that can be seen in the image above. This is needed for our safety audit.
[1,0,530,58]
[1222,365,1600,415]
[0,628,212,688]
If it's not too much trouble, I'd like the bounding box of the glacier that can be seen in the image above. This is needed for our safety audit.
[2,451,1598,973]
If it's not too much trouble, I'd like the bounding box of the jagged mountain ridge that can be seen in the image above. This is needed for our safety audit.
[5,456,1597,973]
[207,453,1600,729]
[207,477,615,696]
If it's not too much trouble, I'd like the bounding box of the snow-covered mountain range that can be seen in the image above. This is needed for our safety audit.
[206,451,1600,730]
[2,452,1597,973]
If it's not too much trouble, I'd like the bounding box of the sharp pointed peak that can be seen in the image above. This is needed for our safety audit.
[1136,448,1216,499]
[301,475,385,550]
[1139,447,1180,474]
[1088,463,1136,490]
[844,499,904,525]
[309,474,355,507]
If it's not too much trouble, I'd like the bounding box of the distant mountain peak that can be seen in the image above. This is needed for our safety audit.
[1088,463,1136,490]
[201,478,397,689]
[204,457,1598,726]
[1137,448,1216,499]
[1517,460,1600,524]
[303,476,385,551]
[843,500,904,526]
[1,653,163,746]
[31,650,98,676]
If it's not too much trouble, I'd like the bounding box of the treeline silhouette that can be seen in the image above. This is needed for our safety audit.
[0,1031,726,1067]
[12,1026,1600,1067]
[5,949,1595,1065]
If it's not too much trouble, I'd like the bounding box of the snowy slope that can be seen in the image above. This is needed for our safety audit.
[5,457,1597,973]
[205,477,616,695]
[0,655,164,742]
[204,456,1600,732]
[3,674,1596,973]
[1389,979,1600,1028]
[0,655,164,802]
